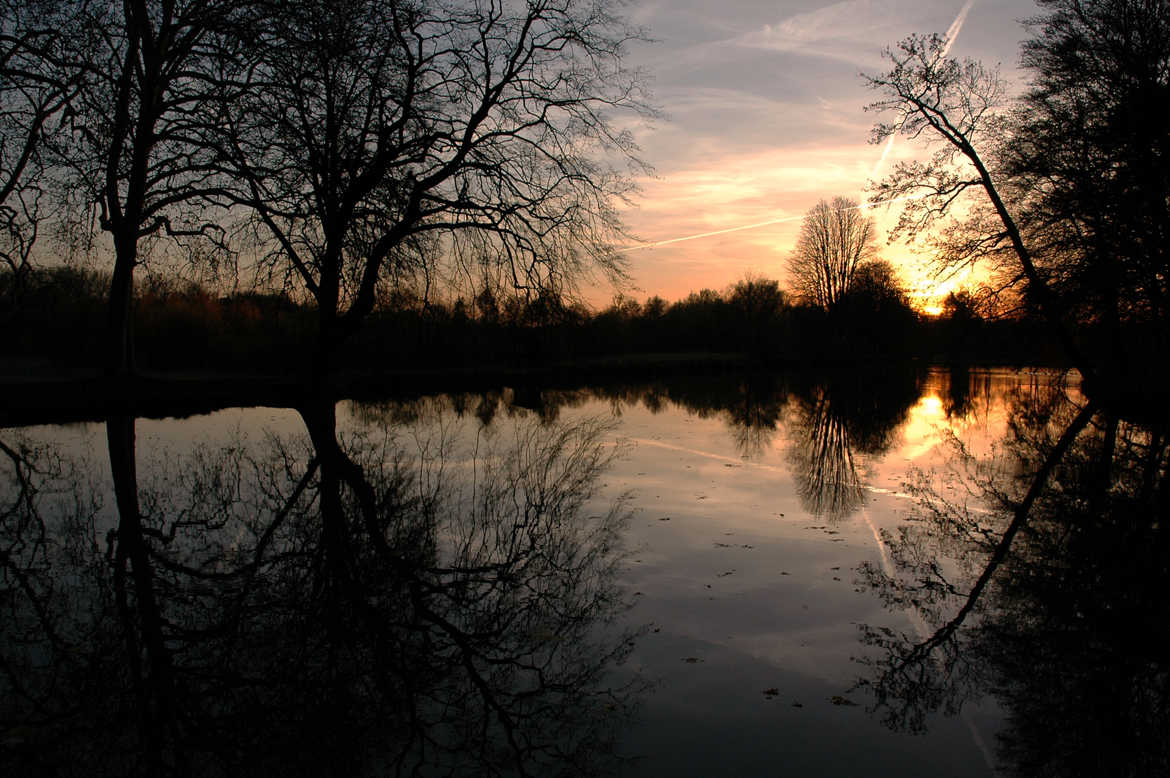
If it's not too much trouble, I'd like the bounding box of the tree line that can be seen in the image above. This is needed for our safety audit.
[1,262,1061,374]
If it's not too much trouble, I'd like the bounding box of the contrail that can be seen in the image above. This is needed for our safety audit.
[941,0,976,58]
[623,214,806,251]
[868,0,976,182]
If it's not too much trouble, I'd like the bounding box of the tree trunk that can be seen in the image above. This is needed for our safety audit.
[107,414,181,771]
[299,400,357,605]
[107,238,137,376]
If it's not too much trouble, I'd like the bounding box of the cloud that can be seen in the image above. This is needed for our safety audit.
[736,0,946,66]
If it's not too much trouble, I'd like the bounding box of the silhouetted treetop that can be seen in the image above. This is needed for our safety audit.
[212,0,654,375]
[0,0,77,303]
[786,197,877,311]
[866,1,1170,394]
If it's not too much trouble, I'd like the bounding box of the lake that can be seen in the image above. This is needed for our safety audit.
[3,365,1163,776]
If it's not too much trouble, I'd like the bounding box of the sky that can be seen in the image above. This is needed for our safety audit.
[610,0,1041,309]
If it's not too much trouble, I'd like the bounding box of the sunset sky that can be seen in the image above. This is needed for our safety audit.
[613,0,1038,308]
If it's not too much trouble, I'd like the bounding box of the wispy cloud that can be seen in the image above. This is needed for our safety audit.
[736,0,933,66]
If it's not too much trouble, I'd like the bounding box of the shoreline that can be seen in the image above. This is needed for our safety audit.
[0,354,1067,428]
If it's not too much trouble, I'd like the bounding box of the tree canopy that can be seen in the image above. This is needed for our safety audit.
[210,0,652,374]
[786,196,876,311]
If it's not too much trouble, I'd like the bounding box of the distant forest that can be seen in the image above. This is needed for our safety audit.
[1,265,1060,374]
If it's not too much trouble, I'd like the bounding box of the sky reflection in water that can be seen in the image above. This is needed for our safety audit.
[7,367,1162,777]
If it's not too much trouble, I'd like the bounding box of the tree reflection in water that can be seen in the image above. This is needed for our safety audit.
[722,376,787,459]
[0,403,642,777]
[856,378,1170,775]
[785,371,919,521]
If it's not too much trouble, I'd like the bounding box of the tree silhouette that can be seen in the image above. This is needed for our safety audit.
[58,0,245,375]
[864,1,1170,392]
[212,0,652,379]
[786,197,876,311]
[727,274,786,356]
[1004,0,1170,382]
[0,1,78,316]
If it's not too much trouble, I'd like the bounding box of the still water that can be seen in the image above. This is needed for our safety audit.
[3,366,1164,776]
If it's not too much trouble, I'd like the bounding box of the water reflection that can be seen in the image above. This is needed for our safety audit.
[10,368,1137,776]
[400,369,920,523]
[1,403,641,776]
[786,371,920,521]
[722,376,787,459]
[856,378,1170,774]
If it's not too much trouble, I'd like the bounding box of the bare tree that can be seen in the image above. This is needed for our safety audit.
[211,0,653,380]
[0,1,77,312]
[786,196,876,310]
[62,0,244,375]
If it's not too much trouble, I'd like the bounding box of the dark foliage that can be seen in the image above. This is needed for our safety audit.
[1,266,1069,374]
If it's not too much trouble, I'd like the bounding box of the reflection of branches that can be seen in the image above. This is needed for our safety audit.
[0,437,64,659]
[1,407,641,777]
[0,433,112,770]
[789,391,866,521]
[886,400,1093,656]
[856,383,1170,773]
[723,379,785,459]
[857,400,1095,732]
[941,364,974,419]
[786,371,920,521]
